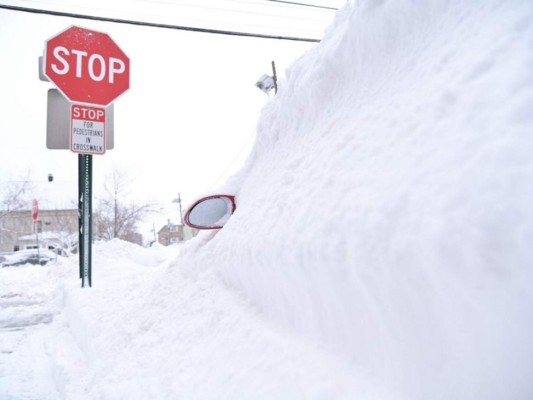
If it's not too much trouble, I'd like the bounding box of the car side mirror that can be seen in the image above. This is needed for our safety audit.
[184,195,236,230]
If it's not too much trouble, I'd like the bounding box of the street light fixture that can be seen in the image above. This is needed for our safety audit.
[255,74,276,94]
[255,61,278,95]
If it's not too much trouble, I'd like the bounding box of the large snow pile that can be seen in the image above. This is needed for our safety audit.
[182,0,533,398]
[2,0,533,399]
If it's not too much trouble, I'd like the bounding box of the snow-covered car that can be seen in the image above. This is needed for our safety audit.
[0,250,56,267]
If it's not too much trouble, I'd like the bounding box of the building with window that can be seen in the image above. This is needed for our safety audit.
[0,208,78,253]
[157,221,198,246]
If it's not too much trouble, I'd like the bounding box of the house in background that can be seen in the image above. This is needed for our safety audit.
[1,179,78,254]
[0,208,78,253]
[157,221,198,246]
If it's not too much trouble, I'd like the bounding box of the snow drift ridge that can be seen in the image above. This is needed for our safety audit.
[188,0,533,398]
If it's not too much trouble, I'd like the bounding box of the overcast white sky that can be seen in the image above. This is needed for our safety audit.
[0,0,343,220]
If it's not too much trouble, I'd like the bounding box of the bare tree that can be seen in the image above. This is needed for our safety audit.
[0,180,32,250]
[0,180,31,220]
[93,170,157,243]
[42,209,79,253]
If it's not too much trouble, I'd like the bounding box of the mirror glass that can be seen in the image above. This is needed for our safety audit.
[187,197,234,228]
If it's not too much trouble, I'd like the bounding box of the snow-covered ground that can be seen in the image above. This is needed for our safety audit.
[2,0,533,399]
[1,242,362,399]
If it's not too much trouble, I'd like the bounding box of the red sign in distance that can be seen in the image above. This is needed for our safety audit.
[44,26,130,106]
[32,199,39,222]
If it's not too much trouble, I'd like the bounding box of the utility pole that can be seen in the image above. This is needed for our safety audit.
[271,61,278,94]
[173,194,183,225]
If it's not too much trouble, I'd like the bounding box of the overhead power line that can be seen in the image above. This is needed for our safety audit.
[0,4,321,42]
[262,0,338,11]
[131,0,336,19]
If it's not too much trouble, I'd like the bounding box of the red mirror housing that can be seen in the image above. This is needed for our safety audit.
[184,195,236,230]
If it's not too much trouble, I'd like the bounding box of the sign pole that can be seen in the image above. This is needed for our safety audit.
[80,154,93,287]
[31,199,40,260]
[35,224,40,260]
[78,155,83,279]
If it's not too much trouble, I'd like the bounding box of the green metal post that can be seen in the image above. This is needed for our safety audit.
[81,154,93,287]
[78,154,83,279]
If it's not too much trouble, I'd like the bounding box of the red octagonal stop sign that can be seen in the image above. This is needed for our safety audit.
[44,26,130,106]
[32,199,39,222]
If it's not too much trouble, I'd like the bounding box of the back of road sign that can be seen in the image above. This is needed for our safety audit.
[46,89,114,150]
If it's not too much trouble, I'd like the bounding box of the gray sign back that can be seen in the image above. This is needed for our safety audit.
[46,89,114,150]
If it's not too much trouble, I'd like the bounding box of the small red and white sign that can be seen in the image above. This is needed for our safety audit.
[70,104,106,155]
[32,199,39,222]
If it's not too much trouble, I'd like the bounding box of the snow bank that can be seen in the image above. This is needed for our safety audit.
[181,0,533,398]
[49,241,365,399]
